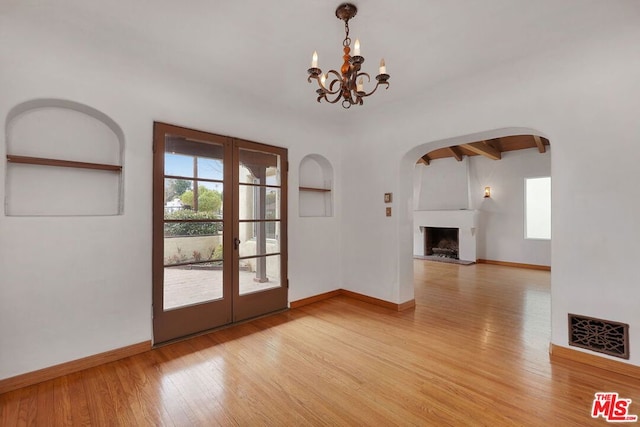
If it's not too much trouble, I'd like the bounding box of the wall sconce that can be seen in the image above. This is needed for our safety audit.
[484,186,491,198]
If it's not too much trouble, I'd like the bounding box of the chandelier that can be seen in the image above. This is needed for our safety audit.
[307,3,390,109]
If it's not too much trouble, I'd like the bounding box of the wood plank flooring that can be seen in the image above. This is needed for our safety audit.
[2,261,639,426]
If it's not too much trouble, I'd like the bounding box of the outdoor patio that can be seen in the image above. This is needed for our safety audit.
[163,267,280,310]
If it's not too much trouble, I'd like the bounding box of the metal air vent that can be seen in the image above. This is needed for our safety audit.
[568,314,629,359]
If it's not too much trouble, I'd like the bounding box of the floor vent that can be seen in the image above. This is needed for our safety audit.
[568,314,629,359]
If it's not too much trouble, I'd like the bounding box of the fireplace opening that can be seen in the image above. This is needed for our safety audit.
[424,227,459,259]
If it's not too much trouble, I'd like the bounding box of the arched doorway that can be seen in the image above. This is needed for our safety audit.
[395,127,551,304]
[412,134,551,267]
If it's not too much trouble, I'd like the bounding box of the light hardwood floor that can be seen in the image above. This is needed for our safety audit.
[2,261,639,426]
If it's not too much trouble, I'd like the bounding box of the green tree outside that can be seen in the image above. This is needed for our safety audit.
[165,179,192,201]
[181,186,222,213]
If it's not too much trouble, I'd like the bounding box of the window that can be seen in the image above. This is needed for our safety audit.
[525,177,551,239]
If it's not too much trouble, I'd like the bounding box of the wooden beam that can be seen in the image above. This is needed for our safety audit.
[447,146,463,161]
[460,141,501,160]
[533,135,546,153]
[418,155,430,165]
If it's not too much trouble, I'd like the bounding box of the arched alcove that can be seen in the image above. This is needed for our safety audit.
[5,99,124,216]
[298,154,333,217]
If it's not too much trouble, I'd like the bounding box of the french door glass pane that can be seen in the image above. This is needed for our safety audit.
[165,135,223,174]
[238,185,281,220]
[165,137,225,179]
[164,178,194,216]
[239,255,282,295]
[164,181,223,215]
[163,231,224,310]
[163,233,223,265]
[238,222,280,257]
[180,181,224,214]
[238,149,280,185]
[196,156,224,180]
[164,152,196,178]
[163,265,223,310]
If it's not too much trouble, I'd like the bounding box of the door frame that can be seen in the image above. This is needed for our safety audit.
[152,122,288,344]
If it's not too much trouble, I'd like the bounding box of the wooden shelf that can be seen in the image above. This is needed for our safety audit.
[7,155,122,172]
[299,186,331,192]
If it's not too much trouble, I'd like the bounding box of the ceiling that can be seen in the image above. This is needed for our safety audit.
[417,135,550,165]
[2,1,638,123]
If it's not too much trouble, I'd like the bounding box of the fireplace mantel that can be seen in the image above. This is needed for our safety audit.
[413,210,478,262]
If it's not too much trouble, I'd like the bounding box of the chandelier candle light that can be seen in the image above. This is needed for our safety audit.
[307,3,390,109]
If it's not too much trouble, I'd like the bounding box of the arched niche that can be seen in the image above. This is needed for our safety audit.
[298,154,333,217]
[5,99,124,216]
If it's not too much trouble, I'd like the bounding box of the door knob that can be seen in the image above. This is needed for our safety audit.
[234,237,241,250]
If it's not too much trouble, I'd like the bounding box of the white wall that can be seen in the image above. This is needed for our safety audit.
[413,158,469,210]
[469,148,551,265]
[0,19,342,379]
[341,24,640,366]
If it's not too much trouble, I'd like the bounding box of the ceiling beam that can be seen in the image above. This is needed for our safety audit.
[460,141,501,160]
[418,155,431,165]
[533,135,546,153]
[448,146,463,161]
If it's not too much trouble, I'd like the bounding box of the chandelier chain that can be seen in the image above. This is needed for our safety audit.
[343,20,351,48]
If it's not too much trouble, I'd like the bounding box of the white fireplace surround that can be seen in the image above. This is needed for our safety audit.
[414,210,478,262]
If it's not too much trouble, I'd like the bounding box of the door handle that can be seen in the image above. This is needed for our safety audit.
[234,237,241,250]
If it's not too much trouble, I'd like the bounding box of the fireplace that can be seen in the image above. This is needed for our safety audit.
[414,210,477,262]
[424,227,459,259]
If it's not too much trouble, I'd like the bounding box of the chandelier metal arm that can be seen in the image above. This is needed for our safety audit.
[326,70,344,93]
[308,70,345,105]
[324,92,345,104]
[306,73,319,84]
[357,79,390,98]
